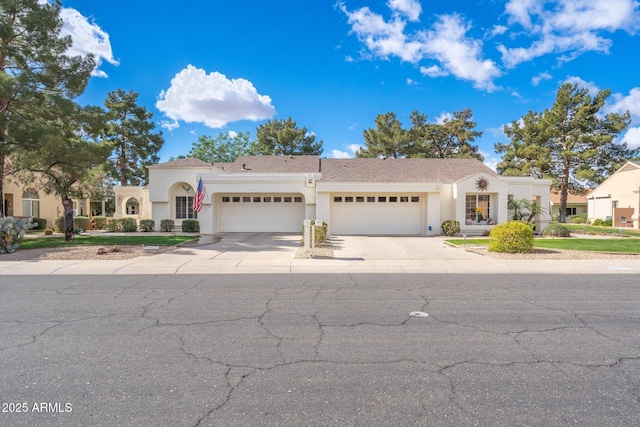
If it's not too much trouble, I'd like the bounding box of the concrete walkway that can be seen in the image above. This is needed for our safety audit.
[1,233,639,275]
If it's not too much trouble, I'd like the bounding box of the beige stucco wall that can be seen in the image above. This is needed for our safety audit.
[588,163,640,228]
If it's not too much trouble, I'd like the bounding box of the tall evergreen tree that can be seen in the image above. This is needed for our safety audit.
[104,89,164,186]
[410,109,483,160]
[496,83,635,222]
[254,118,323,156]
[357,112,410,158]
[12,99,111,241]
[0,0,94,215]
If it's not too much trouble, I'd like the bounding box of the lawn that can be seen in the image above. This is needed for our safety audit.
[446,238,640,253]
[562,223,640,238]
[19,234,200,250]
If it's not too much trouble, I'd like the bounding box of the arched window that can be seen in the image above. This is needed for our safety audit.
[126,198,140,215]
[22,188,40,217]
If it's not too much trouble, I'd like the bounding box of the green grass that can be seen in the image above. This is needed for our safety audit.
[19,235,199,250]
[562,223,640,237]
[446,237,640,253]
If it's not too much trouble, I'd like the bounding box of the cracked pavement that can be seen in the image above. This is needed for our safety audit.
[1,273,639,426]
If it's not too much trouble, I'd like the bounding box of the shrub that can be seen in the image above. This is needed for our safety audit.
[140,219,155,232]
[107,218,122,232]
[121,218,138,232]
[0,217,35,254]
[592,218,612,227]
[489,221,534,253]
[74,216,90,231]
[44,229,54,235]
[32,217,46,230]
[542,222,570,237]
[54,216,65,233]
[570,215,585,223]
[93,216,109,230]
[302,220,328,244]
[441,220,460,236]
[160,219,174,232]
[182,219,200,233]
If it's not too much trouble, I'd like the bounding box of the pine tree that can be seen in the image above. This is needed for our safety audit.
[0,0,94,215]
[104,89,164,186]
[496,83,635,222]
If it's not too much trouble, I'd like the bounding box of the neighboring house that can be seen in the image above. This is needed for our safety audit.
[148,156,552,236]
[588,160,640,228]
[549,191,589,218]
[2,159,150,229]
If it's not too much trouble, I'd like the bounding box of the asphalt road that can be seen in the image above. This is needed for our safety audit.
[1,273,639,426]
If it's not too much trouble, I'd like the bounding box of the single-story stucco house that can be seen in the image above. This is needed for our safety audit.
[588,160,640,228]
[147,156,552,236]
[549,190,589,219]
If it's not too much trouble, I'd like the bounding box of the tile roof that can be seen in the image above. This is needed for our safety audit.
[549,191,589,204]
[320,158,500,183]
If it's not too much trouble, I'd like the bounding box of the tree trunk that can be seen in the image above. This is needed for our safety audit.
[0,153,4,217]
[559,159,570,223]
[62,197,74,242]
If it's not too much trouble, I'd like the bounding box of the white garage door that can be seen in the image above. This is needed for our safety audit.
[331,194,423,235]
[219,194,305,232]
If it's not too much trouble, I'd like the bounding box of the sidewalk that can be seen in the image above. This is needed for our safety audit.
[1,234,638,275]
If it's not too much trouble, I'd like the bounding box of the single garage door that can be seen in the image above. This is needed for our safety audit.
[331,194,423,235]
[219,194,305,232]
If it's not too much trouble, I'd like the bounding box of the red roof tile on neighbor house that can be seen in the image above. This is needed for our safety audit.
[549,191,589,204]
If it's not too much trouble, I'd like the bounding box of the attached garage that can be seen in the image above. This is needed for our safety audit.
[330,193,423,235]
[218,193,305,232]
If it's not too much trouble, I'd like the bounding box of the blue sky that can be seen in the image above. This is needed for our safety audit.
[59,0,640,168]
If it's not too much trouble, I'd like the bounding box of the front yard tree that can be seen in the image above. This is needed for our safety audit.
[185,131,254,163]
[13,100,111,241]
[0,0,94,215]
[104,89,164,186]
[496,83,635,223]
[357,112,410,158]
[254,118,323,156]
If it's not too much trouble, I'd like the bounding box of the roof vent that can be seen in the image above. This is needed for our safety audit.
[241,163,247,170]
[289,155,294,159]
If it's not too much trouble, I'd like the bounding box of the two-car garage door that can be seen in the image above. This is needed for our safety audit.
[331,194,423,235]
[218,194,305,232]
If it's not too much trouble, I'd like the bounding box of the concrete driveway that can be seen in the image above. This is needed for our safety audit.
[1,233,639,275]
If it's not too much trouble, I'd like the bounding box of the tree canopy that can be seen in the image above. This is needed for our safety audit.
[496,83,636,222]
[0,0,95,215]
[12,99,111,241]
[254,118,323,156]
[178,132,255,163]
[104,89,164,186]
[357,109,483,160]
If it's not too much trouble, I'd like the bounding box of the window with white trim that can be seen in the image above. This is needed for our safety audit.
[176,196,197,219]
[21,188,40,217]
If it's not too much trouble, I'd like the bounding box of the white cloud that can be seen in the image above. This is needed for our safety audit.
[331,144,362,158]
[564,75,600,96]
[490,25,508,37]
[228,130,238,138]
[338,3,501,91]
[59,8,118,78]
[499,0,640,68]
[605,87,640,120]
[160,120,180,132]
[531,71,552,86]
[387,0,422,22]
[331,149,352,158]
[156,65,276,129]
[406,78,417,85]
[511,91,523,98]
[420,65,448,78]
[435,112,453,124]
[621,126,640,148]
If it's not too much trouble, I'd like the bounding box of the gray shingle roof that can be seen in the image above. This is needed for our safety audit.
[149,157,213,168]
[225,155,321,173]
[320,158,499,183]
